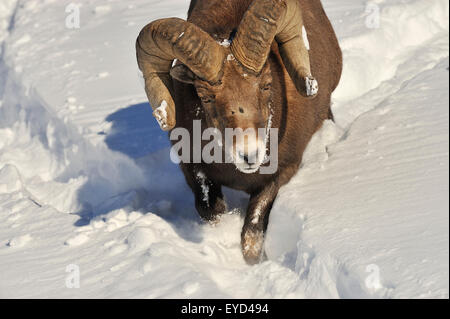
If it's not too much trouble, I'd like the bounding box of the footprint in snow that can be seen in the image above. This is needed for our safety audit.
[64,233,89,247]
[7,234,32,248]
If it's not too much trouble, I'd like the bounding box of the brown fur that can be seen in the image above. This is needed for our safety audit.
[171,0,342,264]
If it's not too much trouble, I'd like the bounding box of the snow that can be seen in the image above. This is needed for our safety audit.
[196,171,210,205]
[0,0,448,299]
[154,100,168,130]
[219,39,231,48]
[305,76,318,96]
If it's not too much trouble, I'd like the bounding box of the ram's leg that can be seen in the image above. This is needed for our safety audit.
[181,164,226,223]
[241,181,280,265]
[194,173,227,223]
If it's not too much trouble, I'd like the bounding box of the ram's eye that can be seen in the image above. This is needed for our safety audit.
[200,97,214,104]
[262,83,272,91]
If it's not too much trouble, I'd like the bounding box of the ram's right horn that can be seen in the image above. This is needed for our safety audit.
[136,18,226,130]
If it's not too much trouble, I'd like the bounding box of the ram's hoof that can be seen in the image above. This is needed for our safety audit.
[241,229,265,265]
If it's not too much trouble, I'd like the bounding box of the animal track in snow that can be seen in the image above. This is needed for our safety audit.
[65,233,89,246]
[7,234,32,248]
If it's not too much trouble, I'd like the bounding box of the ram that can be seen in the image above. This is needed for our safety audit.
[136,0,342,264]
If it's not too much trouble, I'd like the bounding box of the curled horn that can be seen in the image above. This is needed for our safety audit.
[231,0,314,97]
[136,18,226,130]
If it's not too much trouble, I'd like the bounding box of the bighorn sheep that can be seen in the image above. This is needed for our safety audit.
[136,0,342,264]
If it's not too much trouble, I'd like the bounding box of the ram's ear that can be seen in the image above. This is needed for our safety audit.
[170,64,196,84]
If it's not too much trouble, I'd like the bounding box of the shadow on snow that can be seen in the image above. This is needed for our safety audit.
[75,102,205,243]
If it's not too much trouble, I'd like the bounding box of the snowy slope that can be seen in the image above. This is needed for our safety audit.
[0,0,448,298]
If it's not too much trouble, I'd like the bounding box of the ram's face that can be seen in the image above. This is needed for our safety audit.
[195,58,273,173]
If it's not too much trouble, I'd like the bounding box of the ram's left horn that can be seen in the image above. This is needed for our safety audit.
[231,0,318,98]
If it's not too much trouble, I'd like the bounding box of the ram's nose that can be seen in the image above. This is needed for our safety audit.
[232,135,266,174]
[238,150,260,166]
